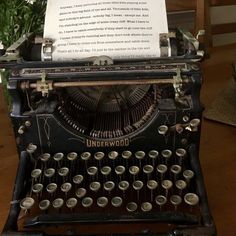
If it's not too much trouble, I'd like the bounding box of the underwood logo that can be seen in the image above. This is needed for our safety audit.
[86,139,130,148]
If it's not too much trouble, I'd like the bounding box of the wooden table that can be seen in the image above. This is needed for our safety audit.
[0,44,236,235]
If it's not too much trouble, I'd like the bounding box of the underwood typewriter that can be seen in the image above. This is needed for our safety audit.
[0,29,216,235]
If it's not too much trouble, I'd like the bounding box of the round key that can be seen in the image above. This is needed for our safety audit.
[82,197,93,208]
[40,153,51,162]
[115,166,125,176]
[20,197,35,210]
[170,165,182,175]
[46,183,57,194]
[129,166,140,176]
[104,181,115,192]
[158,125,168,135]
[97,197,108,208]
[76,188,86,198]
[190,119,201,128]
[176,148,187,158]
[108,151,118,160]
[66,198,78,209]
[44,168,55,178]
[141,202,152,212]
[155,195,167,207]
[147,180,158,190]
[162,180,173,190]
[67,152,78,161]
[73,175,84,185]
[52,198,64,209]
[39,199,50,211]
[26,144,37,154]
[101,166,111,176]
[133,180,144,191]
[53,152,64,161]
[118,181,129,191]
[32,183,43,194]
[61,183,72,193]
[90,182,101,192]
[143,165,154,175]
[87,166,98,176]
[122,151,132,160]
[94,152,104,161]
[135,151,145,160]
[157,164,167,175]
[183,170,195,181]
[175,180,187,191]
[161,149,172,159]
[58,167,69,177]
[111,196,123,207]
[126,202,138,212]
[170,195,182,208]
[31,169,42,179]
[184,193,199,206]
[81,152,91,161]
[148,150,159,159]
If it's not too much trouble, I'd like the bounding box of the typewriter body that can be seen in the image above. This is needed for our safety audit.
[0,29,215,236]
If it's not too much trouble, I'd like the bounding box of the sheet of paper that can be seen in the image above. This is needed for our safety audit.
[43,0,169,61]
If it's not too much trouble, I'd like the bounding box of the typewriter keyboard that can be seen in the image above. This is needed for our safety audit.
[21,148,200,226]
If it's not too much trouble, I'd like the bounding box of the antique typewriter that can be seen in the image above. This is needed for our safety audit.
[0,29,216,235]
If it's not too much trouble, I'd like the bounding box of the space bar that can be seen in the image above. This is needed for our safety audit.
[24,211,198,228]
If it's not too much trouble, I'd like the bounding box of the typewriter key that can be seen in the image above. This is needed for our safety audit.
[73,175,84,185]
[147,180,158,201]
[161,150,172,164]
[111,196,123,207]
[184,193,199,206]
[175,180,187,194]
[53,152,64,162]
[87,166,98,180]
[157,164,167,180]
[32,183,43,194]
[170,165,182,181]
[118,181,129,194]
[108,151,119,160]
[31,169,42,179]
[39,199,50,211]
[158,125,169,135]
[46,183,57,194]
[97,197,108,208]
[155,195,167,211]
[148,150,159,166]
[176,149,187,165]
[76,188,87,198]
[101,166,111,176]
[82,197,93,208]
[58,167,69,177]
[161,180,173,197]
[67,152,78,161]
[190,119,201,128]
[66,198,78,209]
[115,166,126,179]
[129,166,140,181]
[61,183,72,193]
[135,151,145,167]
[94,152,104,161]
[26,143,37,154]
[183,170,195,183]
[126,202,138,212]
[52,198,64,209]
[90,182,101,192]
[81,152,91,161]
[44,168,55,178]
[40,153,51,162]
[104,181,115,193]
[141,202,152,212]
[20,197,35,211]
[122,151,132,160]
[133,180,144,200]
[170,195,182,211]
[143,165,154,179]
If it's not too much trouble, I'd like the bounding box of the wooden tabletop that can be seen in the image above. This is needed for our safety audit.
[0,45,236,235]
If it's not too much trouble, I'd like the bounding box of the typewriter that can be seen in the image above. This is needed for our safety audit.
[0,29,216,236]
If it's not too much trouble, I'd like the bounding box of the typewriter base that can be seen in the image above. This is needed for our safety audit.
[2,146,216,236]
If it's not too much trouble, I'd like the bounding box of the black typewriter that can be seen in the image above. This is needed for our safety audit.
[0,29,216,236]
